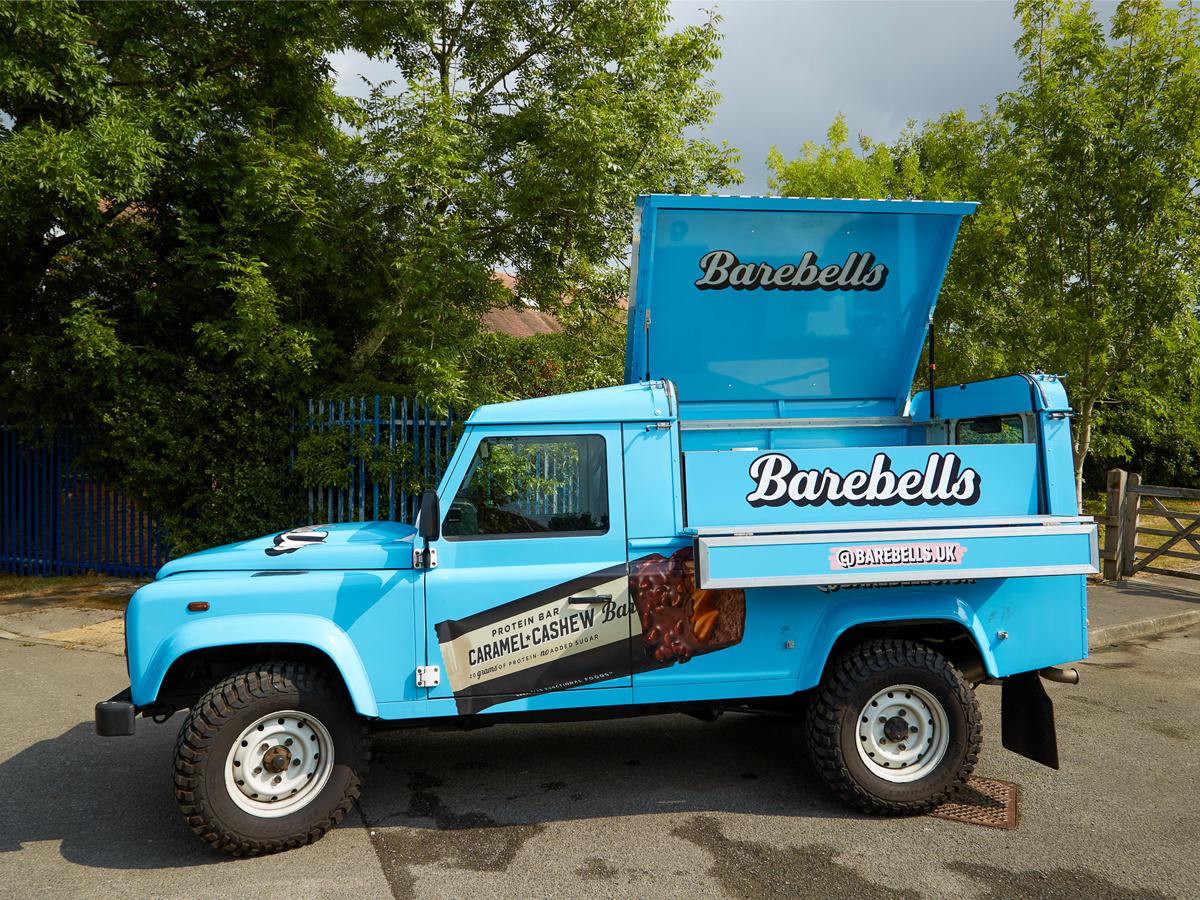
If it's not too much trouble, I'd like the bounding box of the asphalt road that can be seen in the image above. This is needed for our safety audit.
[2,632,1198,900]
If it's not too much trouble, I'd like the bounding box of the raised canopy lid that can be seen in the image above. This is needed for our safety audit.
[623,195,976,418]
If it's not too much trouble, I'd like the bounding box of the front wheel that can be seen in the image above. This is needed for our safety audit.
[172,662,370,856]
[806,639,981,815]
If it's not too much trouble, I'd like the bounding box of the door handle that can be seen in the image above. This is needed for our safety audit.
[568,594,612,604]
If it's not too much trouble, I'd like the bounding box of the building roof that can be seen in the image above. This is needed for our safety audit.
[481,272,563,338]
[481,305,563,338]
[481,272,628,338]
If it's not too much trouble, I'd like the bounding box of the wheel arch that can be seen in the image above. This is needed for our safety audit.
[134,614,379,717]
[798,590,997,691]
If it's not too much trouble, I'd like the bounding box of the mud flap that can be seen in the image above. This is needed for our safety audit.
[1001,671,1059,769]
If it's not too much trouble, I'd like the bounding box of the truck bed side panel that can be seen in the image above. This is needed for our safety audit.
[684,444,1039,528]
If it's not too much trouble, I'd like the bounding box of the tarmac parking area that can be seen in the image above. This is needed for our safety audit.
[2,629,1198,900]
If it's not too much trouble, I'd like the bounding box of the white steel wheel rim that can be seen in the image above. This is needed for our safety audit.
[224,710,334,817]
[854,683,950,783]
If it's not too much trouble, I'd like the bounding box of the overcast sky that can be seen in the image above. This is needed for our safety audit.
[329,1,1121,194]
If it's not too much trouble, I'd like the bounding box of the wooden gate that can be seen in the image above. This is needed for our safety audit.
[1102,469,1200,581]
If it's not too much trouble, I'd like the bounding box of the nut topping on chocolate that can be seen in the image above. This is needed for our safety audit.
[629,548,746,665]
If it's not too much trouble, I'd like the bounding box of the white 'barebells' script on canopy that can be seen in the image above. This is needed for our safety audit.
[694,250,889,292]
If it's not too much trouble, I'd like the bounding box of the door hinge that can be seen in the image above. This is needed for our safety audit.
[413,547,437,569]
[415,665,440,688]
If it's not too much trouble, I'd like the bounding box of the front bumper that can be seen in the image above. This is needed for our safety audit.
[95,687,136,736]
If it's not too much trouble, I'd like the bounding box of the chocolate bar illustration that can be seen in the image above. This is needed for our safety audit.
[434,551,747,714]
[629,547,745,664]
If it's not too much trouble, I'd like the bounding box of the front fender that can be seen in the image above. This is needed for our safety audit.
[133,613,379,717]
[797,589,996,691]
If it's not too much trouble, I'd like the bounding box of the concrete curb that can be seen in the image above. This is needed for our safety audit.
[0,627,125,655]
[1088,609,1200,650]
[0,629,71,648]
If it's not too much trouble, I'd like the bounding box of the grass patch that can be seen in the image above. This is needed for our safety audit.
[0,574,132,594]
[0,574,145,610]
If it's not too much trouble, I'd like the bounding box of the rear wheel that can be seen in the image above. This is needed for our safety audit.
[172,662,370,856]
[806,639,981,815]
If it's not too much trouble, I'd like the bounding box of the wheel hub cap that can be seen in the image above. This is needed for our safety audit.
[855,684,950,784]
[224,711,334,817]
[883,716,909,743]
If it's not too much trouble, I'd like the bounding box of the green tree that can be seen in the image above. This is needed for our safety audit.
[468,300,628,403]
[767,114,925,200]
[996,0,1200,501]
[1,1,738,553]
[768,0,1200,503]
[341,0,741,402]
[1,2,367,553]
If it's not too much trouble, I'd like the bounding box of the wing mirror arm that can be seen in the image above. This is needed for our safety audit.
[417,490,440,569]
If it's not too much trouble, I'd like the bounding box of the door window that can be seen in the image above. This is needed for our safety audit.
[442,435,609,539]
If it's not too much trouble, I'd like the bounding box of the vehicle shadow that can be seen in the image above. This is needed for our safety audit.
[360,710,857,831]
[0,709,853,870]
[0,717,238,868]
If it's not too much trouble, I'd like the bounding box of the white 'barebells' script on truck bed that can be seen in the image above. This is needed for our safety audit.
[745,452,982,508]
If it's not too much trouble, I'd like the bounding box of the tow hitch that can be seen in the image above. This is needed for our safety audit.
[95,687,136,737]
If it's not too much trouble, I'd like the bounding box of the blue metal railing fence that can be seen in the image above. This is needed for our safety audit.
[1,417,168,578]
[1,398,462,578]
[304,397,463,526]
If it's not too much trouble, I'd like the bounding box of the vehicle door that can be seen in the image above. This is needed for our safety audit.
[423,424,634,715]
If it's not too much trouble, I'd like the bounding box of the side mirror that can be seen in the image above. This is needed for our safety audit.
[418,490,441,542]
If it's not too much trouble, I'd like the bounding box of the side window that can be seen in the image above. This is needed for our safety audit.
[442,435,609,539]
[955,415,1024,445]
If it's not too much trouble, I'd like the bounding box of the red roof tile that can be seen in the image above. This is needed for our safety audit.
[481,271,626,337]
[481,306,562,338]
[482,272,561,337]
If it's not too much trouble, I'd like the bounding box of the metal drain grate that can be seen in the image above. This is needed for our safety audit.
[929,776,1018,829]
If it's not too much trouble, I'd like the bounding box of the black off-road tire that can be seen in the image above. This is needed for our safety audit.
[806,639,981,815]
[172,662,370,856]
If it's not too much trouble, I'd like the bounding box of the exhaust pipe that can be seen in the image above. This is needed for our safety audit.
[1040,666,1079,685]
